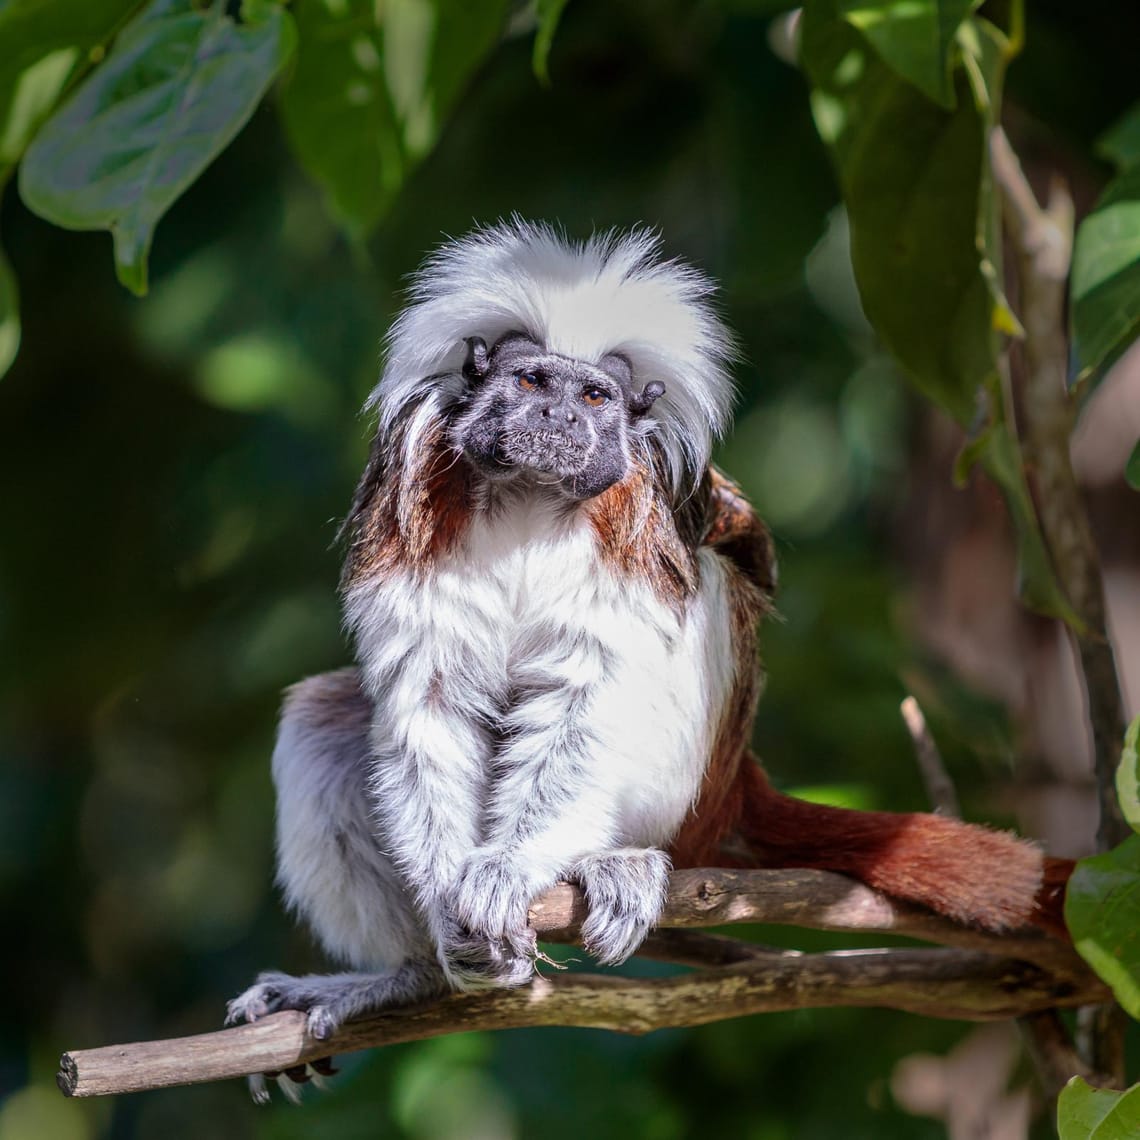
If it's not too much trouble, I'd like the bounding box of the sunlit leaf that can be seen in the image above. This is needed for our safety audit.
[280,0,509,238]
[1118,715,1140,833]
[0,0,140,166]
[838,0,978,108]
[800,4,1010,423]
[533,0,571,85]
[18,0,296,295]
[1098,100,1140,171]
[1071,164,1140,386]
[1065,833,1140,1020]
[1058,1078,1140,1140]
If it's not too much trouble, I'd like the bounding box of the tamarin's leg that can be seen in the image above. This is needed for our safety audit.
[226,670,447,1041]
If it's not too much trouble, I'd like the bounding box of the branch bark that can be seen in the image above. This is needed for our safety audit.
[58,868,1106,1099]
[991,126,1131,1086]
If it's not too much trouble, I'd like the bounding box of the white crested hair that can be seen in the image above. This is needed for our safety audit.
[369,219,736,498]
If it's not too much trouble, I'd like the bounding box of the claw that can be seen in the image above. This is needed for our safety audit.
[276,1073,305,1106]
[248,1072,271,1106]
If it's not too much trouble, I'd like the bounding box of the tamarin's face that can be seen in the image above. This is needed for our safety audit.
[450,332,662,501]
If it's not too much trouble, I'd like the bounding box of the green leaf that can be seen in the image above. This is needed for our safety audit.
[533,0,571,85]
[0,0,140,166]
[18,0,296,295]
[429,0,512,116]
[1072,164,1140,385]
[1098,101,1140,171]
[1127,439,1140,491]
[800,5,1010,423]
[280,0,508,239]
[1119,715,1140,833]
[1058,1078,1140,1140]
[0,222,20,380]
[279,0,402,239]
[1065,833,1140,1019]
[838,0,978,108]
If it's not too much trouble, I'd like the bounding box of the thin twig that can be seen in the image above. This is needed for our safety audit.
[1019,1010,1097,1100]
[901,695,961,817]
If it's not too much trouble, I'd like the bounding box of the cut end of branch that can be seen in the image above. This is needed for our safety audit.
[56,1054,79,1098]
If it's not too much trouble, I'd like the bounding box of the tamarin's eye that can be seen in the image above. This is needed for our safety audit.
[516,371,542,391]
[582,387,610,407]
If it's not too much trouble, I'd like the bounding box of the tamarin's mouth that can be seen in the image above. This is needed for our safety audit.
[497,429,591,475]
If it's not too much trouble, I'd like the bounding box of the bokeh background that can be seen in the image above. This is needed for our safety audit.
[2,1,1139,1138]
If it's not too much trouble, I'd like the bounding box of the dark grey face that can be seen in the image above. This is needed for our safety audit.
[450,332,665,502]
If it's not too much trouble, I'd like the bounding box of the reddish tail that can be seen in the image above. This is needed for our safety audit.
[675,758,1072,937]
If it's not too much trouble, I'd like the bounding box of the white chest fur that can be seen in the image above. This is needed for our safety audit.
[345,498,734,855]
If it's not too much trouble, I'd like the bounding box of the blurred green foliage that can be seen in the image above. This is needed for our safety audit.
[2,1,1140,1138]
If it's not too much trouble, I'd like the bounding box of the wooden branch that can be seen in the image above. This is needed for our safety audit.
[990,126,1129,853]
[532,868,1089,976]
[58,868,1107,1099]
[991,126,1131,1086]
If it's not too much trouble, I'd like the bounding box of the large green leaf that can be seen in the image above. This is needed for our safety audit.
[1065,833,1140,1019]
[279,0,402,239]
[18,0,296,295]
[0,0,141,165]
[1071,164,1140,385]
[1118,715,1140,833]
[280,0,509,239]
[1058,1079,1140,1140]
[800,3,1008,423]
[838,0,978,108]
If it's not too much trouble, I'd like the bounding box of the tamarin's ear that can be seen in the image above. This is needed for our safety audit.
[629,381,666,418]
[462,336,490,383]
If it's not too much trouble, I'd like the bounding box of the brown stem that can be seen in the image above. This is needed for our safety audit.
[990,125,1130,1087]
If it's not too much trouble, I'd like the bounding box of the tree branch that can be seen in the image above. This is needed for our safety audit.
[58,868,1106,1099]
[990,126,1129,853]
[990,125,1131,1085]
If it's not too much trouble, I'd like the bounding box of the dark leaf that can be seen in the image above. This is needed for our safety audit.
[800,4,1012,423]
[280,0,509,238]
[1126,438,1140,491]
[0,219,19,379]
[1097,100,1140,171]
